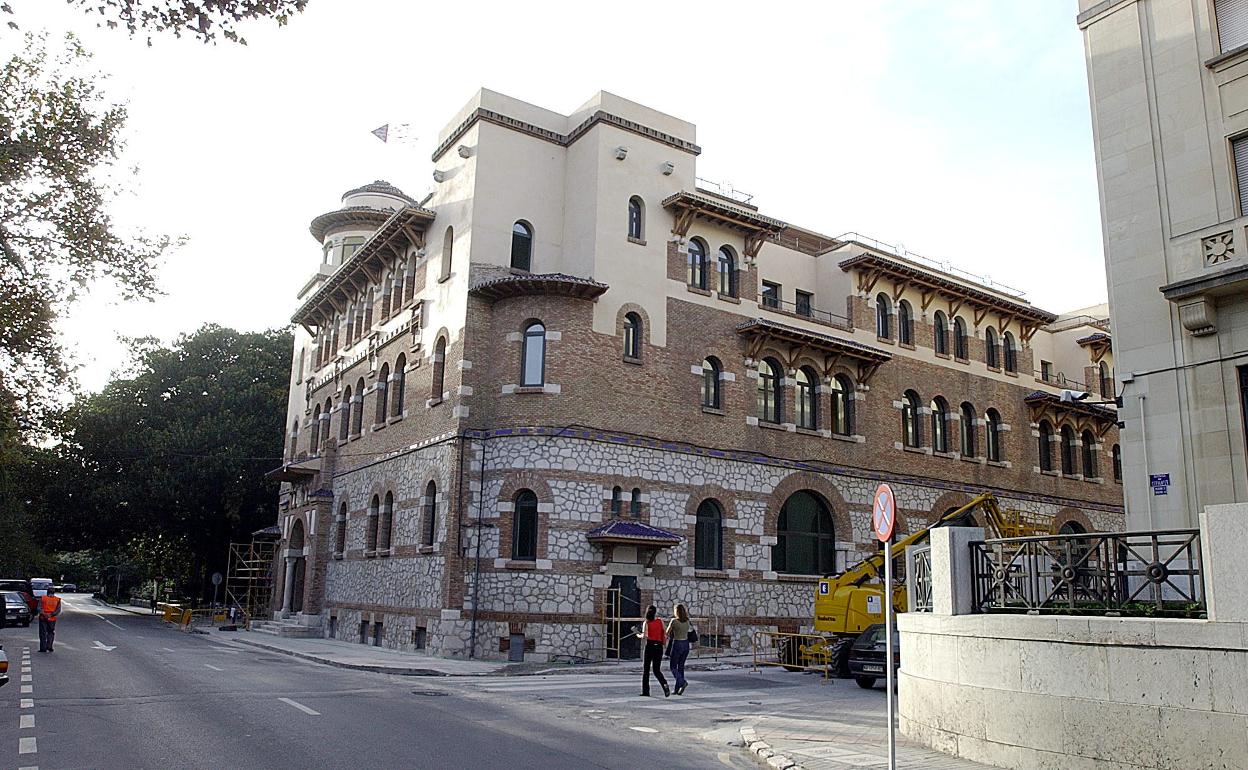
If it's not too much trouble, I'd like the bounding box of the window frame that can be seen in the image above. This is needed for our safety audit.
[627,197,644,241]
[830,375,853,436]
[985,327,999,368]
[795,290,813,318]
[761,281,781,309]
[694,499,723,570]
[795,366,818,430]
[757,357,783,424]
[623,313,642,360]
[902,390,922,448]
[986,408,1003,462]
[933,311,948,355]
[931,397,949,453]
[511,221,533,272]
[1060,425,1077,475]
[1039,420,1055,472]
[520,322,546,387]
[687,238,708,289]
[423,481,437,547]
[717,246,738,297]
[375,363,390,425]
[1081,430,1097,478]
[440,226,454,281]
[897,300,913,345]
[701,357,722,410]
[512,489,539,561]
[875,293,892,339]
[953,317,968,360]
[960,402,976,457]
[772,491,836,576]
[1003,332,1018,373]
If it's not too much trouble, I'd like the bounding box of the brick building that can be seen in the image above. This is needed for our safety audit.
[268,89,1123,660]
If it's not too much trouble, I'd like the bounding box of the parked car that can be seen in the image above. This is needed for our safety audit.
[0,644,8,688]
[847,622,899,689]
[0,579,35,614]
[61,583,78,592]
[30,578,53,597]
[2,593,31,628]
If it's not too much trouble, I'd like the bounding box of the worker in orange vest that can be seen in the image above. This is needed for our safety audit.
[38,587,62,652]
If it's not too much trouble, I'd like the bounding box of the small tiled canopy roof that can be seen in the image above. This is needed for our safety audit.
[469,272,609,302]
[734,318,892,363]
[341,180,416,203]
[1076,332,1111,346]
[586,520,681,546]
[1024,391,1116,420]
[252,524,281,538]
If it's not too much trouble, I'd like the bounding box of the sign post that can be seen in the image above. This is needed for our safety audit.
[211,571,222,608]
[872,483,897,770]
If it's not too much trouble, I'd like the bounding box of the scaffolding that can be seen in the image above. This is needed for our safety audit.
[225,540,277,624]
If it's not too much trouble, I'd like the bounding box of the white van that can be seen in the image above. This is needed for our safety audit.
[30,579,53,597]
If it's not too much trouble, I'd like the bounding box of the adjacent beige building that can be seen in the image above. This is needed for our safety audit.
[1080,0,1248,527]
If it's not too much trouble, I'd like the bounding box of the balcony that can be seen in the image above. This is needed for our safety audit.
[759,294,851,331]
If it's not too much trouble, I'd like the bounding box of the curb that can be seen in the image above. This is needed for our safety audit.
[739,726,805,770]
[224,635,503,677]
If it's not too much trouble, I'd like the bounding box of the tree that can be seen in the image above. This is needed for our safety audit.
[48,324,292,596]
[3,1,309,45]
[0,33,177,434]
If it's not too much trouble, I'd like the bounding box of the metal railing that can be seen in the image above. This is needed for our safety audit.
[1036,369,1093,392]
[834,231,1027,298]
[907,545,933,612]
[761,296,851,329]
[751,631,834,680]
[970,529,1205,617]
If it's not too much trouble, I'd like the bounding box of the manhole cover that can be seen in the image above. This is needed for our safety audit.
[411,690,449,697]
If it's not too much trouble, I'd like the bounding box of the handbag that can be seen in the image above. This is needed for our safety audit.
[687,626,699,644]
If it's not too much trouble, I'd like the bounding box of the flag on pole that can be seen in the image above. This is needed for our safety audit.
[371,124,389,143]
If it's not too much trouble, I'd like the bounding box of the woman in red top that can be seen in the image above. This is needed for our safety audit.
[637,605,670,697]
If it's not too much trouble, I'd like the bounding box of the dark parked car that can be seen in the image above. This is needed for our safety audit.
[0,579,34,614]
[61,583,78,593]
[3,592,32,628]
[847,623,899,689]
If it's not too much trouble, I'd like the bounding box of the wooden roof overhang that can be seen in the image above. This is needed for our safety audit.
[468,273,609,303]
[662,190,787,260]
[586,520,681,568]
[264,456,321,483]
[735,317,892,385]
[308,206,396,243]
[1076,332,1113,363]
[839,253,1058,342]
[291,205,437,329]
[1024,391,1118,439]
[771,225,844,256]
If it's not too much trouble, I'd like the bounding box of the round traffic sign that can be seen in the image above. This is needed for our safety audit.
[872,483,896,542]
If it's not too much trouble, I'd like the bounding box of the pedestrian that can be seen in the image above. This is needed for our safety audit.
[666,603,694,694]
[636,605,670,697]
[38,586,62,653]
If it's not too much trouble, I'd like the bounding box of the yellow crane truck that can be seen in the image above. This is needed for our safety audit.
[786,492,1053,676]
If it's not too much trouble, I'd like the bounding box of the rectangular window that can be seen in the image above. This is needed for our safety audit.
[342,236,365,263]
[1234,135,1248,216]
[795,290,813,317]
[1217,0,1248,53]
[1041,361,1052,382]
[761,281,781,310]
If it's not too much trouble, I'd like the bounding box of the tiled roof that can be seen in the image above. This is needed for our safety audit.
[585,520,681,544]
[1024,391,1117,420]
[734,318,892,363]
[252,524,281,537]
[308,205,395,242]
[1076,332,1111,346]
[469,272,609,302]
[662,190,787,233]
[342,180,415,203]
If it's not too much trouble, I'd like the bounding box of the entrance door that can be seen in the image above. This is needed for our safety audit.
[290,557,306,614]
[607,575,640,660]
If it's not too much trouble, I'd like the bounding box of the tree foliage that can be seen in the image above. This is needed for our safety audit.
[41,324,292,595]
[0,33,176,432]
[2,1,309,45]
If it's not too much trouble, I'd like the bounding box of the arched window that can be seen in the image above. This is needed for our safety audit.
[875,293,892,339]
[717,246,737,297]
[830,375,853,435]
[1003,332,1018,373]
[351,377,364,436]
[1058,520,1087,536]
[694,499,723,570]
[391,263,404,312]
[423,481,437,547]
[513,489,538,560]
[1099,362,1112,398]
[1038,420,1055,472]
[701,357,722,409]
[623,313,642,359]
[953,317,968,359]
[897,300,913,345]
[687,238,708,289]
[289,421,299,460]
[1112,444,1122,482]
[520,322,546,387]
[440,226,454,281]
[795,367,818,430]
[627,197,644,240]
[375,362,390,425]
[985,327,999,368]
[322,398,333,450]
[772,491,835,575]
[511,221,533,271]
[610,486,622,518]
[629,487,642,518]
[391,354,406,419]
[335,502,347,556]
[757,357,783,424]
[960,402,976,457]
[931,397,949,453]
[1081,430,1097,478]
[933,311,948,355]
[1060,425,1077,475]
[310,405,321,453]
[986,409,1002,461]
[379,491,394,552]
[902,390,922,448]
[432,337,447,401]
[339,386,352,441]
[366,494,380,554]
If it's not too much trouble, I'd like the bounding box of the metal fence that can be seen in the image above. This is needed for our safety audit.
[907,544,933,612]
[970,529,1205,617]
[751,631,834,680]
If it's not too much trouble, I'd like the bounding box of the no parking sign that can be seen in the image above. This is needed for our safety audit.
[873,482,897,770]
[872,483,896,542]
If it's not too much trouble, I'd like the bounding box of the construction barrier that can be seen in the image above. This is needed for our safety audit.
[752,631,834,680]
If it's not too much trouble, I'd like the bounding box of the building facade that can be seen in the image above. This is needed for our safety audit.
[1080,0,1248,527]
[271,89,1123,660]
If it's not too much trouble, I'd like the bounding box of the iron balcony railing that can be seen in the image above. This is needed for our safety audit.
[760,295,851,329]
[907,544,933,612]
[970,529,1205,617]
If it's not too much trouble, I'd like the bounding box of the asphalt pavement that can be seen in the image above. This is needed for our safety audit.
[0,596,753,770]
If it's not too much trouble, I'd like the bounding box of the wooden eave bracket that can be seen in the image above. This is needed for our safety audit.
[972,305,989,328]
[919,288,936,312]
[858,269,883,296]
[671,207,697,239]
[1019,323,1039,344]
[744,231,768,260]
[891,280,907,302]
[857,361,882,385]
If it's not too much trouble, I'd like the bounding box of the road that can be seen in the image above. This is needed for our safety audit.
[0,596,768,770]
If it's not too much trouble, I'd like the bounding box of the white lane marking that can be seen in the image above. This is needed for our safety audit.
[105,619,123,630]
[628,726,658,733]
[18,766,38,770]
[20,699,33,708]
[204,664,223,671]
[278,697,320,716]
[20,714,34,729]
[209,648,239,654]
[19,736,36,753]
[21,674,32,682]
[91,641,117,651]
[21,684,32,693]
[162,647,177,652]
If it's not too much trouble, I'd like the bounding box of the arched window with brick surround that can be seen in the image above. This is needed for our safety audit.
[513,489,538,561]
[757,357,783,424]
[375,362,390,425]
[772,491,835,575]
[694,499,723,570]
[902,390,922,448]
[432,337,447,402]
[423,481,437,547]
[366,494,380,554]
[830,375,853,436]
[379,491,394,552]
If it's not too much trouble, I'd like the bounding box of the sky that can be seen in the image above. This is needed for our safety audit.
[5,0,1103,393]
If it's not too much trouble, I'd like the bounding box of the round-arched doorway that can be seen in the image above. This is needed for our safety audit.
[288,519,306,614]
